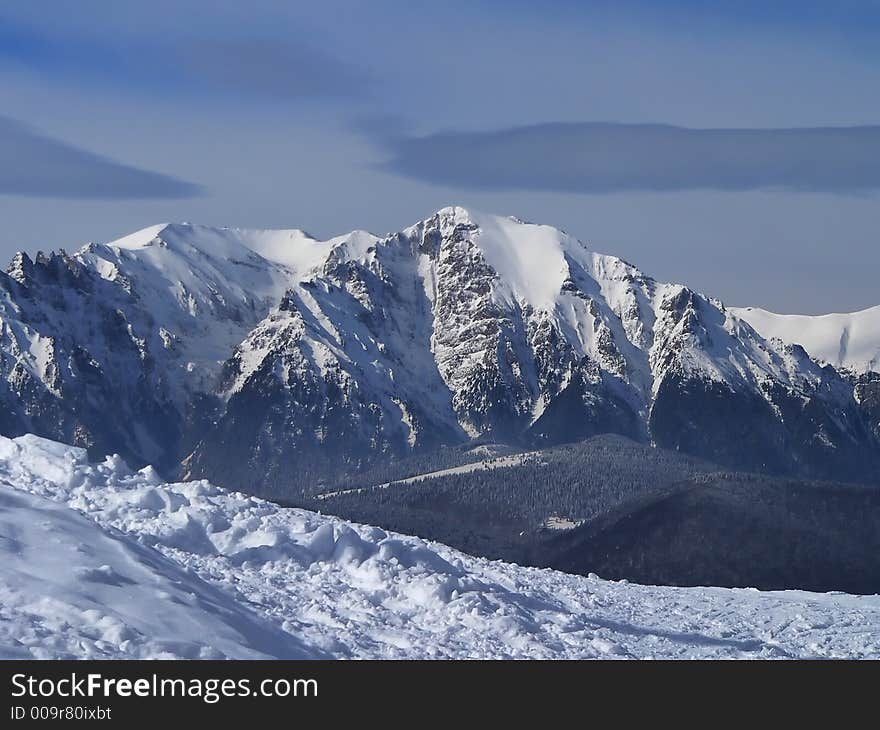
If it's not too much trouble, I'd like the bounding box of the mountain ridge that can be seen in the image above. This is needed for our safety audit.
[734,304,880,373]
[1,206,878,495]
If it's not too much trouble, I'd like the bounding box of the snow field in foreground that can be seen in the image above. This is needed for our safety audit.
[1,434,879,659]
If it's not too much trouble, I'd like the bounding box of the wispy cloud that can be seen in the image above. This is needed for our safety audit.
[177,39,371,100]
[375,123,880,194]
[0,117,202,199]
[0,18,370,102]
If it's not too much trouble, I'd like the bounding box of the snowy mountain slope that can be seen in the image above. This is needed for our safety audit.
[314,433,880,594]
[733,305,880,373]
[315,450,544,500]
[2,434,880,660]
[68,222,379,398]
[187,207,878,491]
[0,223,376,471]
[0,484,319,659]
[1,207,878,492]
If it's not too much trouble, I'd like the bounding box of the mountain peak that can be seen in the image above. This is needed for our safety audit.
[98,222,383,280]
[420,205,586,311]
[433,204,476,219]
[0,207,877,493]
[734,304,880,372]
[105,222,174,251]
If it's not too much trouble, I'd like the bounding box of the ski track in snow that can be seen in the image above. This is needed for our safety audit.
[2,434,879,660]
[315,452,542,500]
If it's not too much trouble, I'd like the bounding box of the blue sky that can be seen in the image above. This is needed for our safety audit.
[1,1,879,312]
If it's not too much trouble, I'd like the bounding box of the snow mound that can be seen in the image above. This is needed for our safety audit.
[0,486,318,659]
[2,434,880,660]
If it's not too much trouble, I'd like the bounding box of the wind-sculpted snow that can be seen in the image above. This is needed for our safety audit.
[0,479,319,659]
[2,434,879,660]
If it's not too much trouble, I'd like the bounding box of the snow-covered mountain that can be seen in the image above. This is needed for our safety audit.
[1,206,878,494]
[3,433,880,660]
[733,305,880,374]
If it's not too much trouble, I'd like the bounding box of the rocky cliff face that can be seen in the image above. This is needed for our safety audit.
[1,207,877,495]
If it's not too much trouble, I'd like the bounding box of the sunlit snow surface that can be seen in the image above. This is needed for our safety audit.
[734,305,880,373]
[1,434,879,660]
